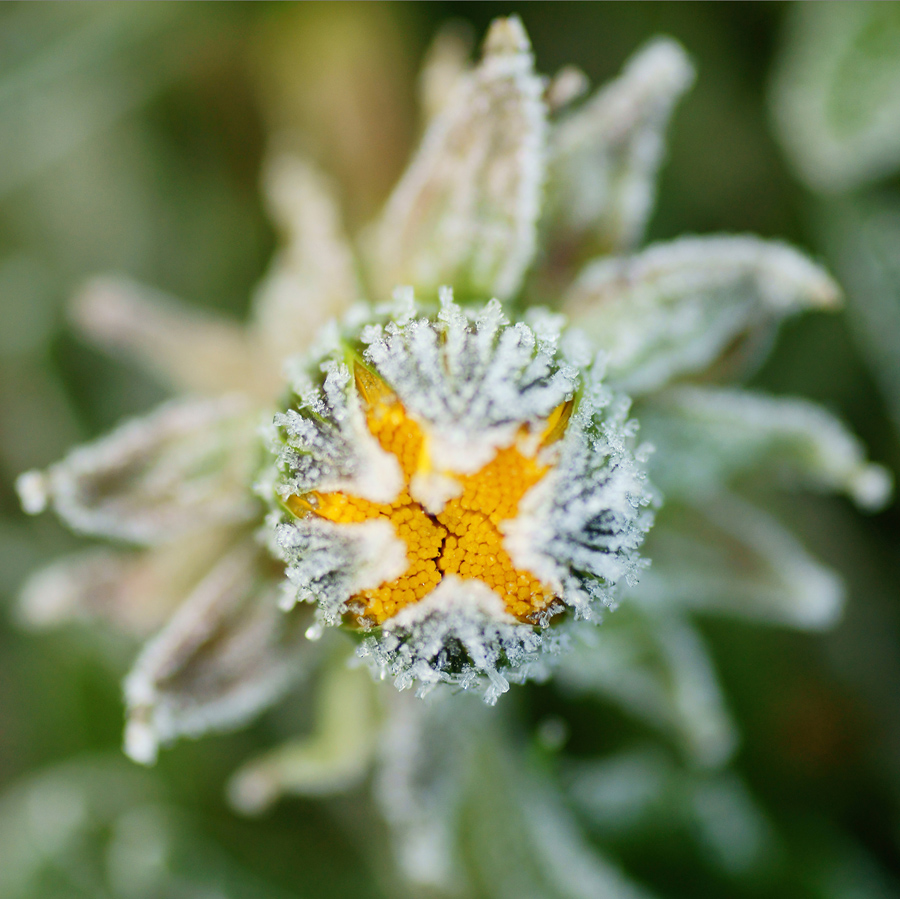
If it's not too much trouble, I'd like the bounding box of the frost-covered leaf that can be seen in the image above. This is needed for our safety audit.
[251,153,361,365]
[771,2,900,193]
[640,385,892,509]
[565,749,777,877]
[17,528,235,637]
[228,659,377,813]
[0,757,300,899]
[821,199,900,438]
[633,495,844,630]
[71,277,274,398]
[124,541,312,765]
[565,746,675,836]
[17,396,260,545]
[365,16,546,302]
[563,236,840,395]
[372,693,477,891]
[555,608,737,767]
[458,737,657,899]
[417,22,473,123]
[543,37,694,273]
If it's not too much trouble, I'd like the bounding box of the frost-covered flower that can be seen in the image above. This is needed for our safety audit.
[268,292,652,698]
[14,14,893,896]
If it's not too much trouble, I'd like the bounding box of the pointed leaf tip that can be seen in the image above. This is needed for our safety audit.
[16,469,48,515]
[366,17,546,302]
[483,15,531,57]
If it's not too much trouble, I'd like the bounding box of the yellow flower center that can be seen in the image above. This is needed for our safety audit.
[287,365,572,625]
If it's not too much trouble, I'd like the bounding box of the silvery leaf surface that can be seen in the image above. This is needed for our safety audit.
[17,395,260,546]
[563,235,840,395]
[457,735,657,899]
[555,608,737,768]
[17,527,236,637]
[71,277,274,399]
[364,16,546,303]
[541,37,694,280]
[632,494,844,630]
[771,2,900,193]
[251,153,362,365]
[124,540,313,765]
[639,385,892,510]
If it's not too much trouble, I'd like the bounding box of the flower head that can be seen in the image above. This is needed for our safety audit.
[269,291,653,697]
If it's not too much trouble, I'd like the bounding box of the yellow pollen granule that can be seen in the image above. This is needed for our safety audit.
[287,365,570,625]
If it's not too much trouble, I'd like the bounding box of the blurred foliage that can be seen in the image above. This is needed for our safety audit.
[0,3,898,898]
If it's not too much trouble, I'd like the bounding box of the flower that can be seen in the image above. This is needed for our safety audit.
[269,291,652,699]
[14,14,892,893]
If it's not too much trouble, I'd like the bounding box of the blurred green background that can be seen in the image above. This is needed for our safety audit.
[0,3,898,897]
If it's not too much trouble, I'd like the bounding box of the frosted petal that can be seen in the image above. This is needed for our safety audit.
[640,386,892,510]
[251,153,361,365]
[542,37,694,276]
[71,277,274,398]
[124,541,312,765]
[632,495,844,630]
[365,16,546,302]
[563,236,840,395]
[17,396,260,545]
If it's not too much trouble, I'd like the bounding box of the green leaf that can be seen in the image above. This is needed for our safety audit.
[633,495,844,630]
[364,16,546,303]
[771,2,900,192]
[639,385,891,509]
[563,235,840,394]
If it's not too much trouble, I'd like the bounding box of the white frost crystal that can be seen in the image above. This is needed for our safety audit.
[271,294,654,700]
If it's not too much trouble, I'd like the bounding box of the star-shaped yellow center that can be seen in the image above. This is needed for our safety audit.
[287,365,571,626]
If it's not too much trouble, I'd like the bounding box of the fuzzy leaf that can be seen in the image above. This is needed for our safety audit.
[251,153,361,364]
[228,660,377,814]
[566,750,776,876]
[544,37,694,268]
[458,736,657,899]
[17,528,237,637]
[71,277,274,398]
[365,16,546,302]
[417,23,473,124]
[821,199,900,438]
[124,541,312,765]
[640,385,892,510]
[563,236,840,395]
[633,495,844,630]
[0,758,300,899]
[771,2,900,192]
[556,608,737,767]
[17,396,260,545]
